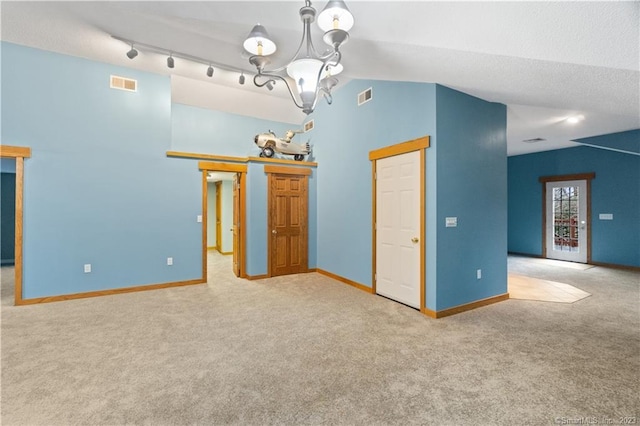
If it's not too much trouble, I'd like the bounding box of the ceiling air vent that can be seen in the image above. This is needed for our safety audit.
[110,75,137,92]
[358,87,372,106]
[304,120,314,132]
[522,138,546,143]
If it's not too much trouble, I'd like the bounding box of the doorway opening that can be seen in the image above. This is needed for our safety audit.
[199,162,247,279]
[0,145,31,305]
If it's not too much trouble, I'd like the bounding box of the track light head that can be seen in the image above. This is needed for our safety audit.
[207,65,214,77]
[126,46,138,59]
[239,73,245,85]
[167,55,175,69]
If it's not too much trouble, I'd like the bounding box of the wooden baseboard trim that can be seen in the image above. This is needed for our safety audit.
[316,268,374,294]
[220,251,233,256]
[16,279,206,306]
[421,293,510,319]
[308,268,317,272]
[246,274,269,280]
[589,261,640,272]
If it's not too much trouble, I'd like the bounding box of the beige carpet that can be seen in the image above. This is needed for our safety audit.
[1,254,639,425]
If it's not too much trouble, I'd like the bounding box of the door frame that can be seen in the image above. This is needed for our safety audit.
[369,136,429,312]
[199,162,248,279]
[0,145,31,305]
[215,181,222,252]
[539,172,595,262]
[264,165,311,278]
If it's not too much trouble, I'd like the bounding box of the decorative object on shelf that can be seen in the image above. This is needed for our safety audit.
[243,0,354,115]
[254,130,311,161]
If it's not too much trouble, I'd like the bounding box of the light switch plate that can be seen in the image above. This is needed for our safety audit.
[445,217,458,227]
[197,215,203,223]
[167,257,173,266]
[84,264,91,273]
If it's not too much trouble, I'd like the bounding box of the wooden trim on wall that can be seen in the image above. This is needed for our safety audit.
[419,149,426,312]
[316,269,374,294]
[371,160,377,295]
[264,165,312,176]
[245,274,269,281]
[421,293,509,319]
[198,162,248,173]
[17,279,205,306]
[0,145,31,158]
[14,157,24,305]
[168,151,248,163]
[589,261,640,272]
[370,135,428,312]
[369,136,430,161]
[538,172,596,183]
[540,172,595,261]
[239,173,247,278]
[202,170,208,281]
[249,156,318,167]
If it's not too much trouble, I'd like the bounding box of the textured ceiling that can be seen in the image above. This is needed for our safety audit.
[1,1,638,156]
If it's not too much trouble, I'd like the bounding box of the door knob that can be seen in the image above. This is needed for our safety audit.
[411,237,419,243]
[272,230,277,234]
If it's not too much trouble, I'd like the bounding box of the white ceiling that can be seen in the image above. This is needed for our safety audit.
[1,1,638,156]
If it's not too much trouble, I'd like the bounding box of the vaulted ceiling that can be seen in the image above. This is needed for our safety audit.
[1,1,638,155]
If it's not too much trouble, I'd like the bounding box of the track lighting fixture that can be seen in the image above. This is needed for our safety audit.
[113,35,251,88]
[266,81,274,91]
[126,45,138,59]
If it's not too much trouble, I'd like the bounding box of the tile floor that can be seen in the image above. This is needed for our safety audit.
[508,273,591,303]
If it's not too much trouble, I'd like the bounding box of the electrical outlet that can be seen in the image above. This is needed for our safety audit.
[476,269,482,280]
[167,257,173,266]
[197,215,203,223]
[84,264,92,273]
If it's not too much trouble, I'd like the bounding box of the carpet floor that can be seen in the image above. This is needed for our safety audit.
[1,254,638,425]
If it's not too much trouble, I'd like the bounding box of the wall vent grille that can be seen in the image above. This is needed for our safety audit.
[110,75,137,92]
[304,120,314,132]
[358,87,372,106]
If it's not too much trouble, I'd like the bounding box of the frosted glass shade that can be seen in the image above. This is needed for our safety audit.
[287,58,324,94]
[243,24,277,56]
[317,1,354,32]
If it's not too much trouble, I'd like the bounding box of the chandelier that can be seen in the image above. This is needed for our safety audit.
[243,0,354,115]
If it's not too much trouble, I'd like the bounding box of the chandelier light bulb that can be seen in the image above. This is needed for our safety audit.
[318,1,354,32]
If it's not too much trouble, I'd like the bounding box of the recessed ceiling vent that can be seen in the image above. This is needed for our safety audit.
[358,87,372,106]
[522,138,546,143]
[110,75,137,92]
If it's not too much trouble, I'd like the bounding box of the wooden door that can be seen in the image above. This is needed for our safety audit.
[232,175,241,276]
[215,181,222,252]
[375,151,421,308]
[268,173,308,277]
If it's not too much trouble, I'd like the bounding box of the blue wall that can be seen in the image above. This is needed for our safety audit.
[508,139,640,267]
[2,42,202,298]
[309,79,507,311]
[434,85,508,310]
[172,103,291,157]
[309,79,437,288]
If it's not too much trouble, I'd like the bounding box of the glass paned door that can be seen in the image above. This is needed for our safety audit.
[545,180,588,263]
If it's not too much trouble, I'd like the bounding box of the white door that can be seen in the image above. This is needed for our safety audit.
[376,151,421,308]
[545,179,588,263]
